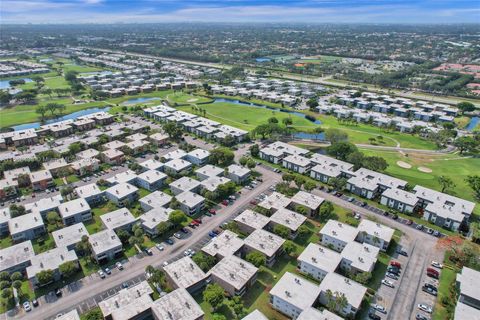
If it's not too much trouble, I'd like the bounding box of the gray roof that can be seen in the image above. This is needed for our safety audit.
[52,222,89,249]
[169,177,201,193]
[202,230,244,257]
[89,229,122,256]
[105,183,139,200]
[164,149,187,161]
[137,170,167,184]
[234,209,270,231]
[164,256,207,289]
[186,148,210,160]
[164,158,192,172]
[357,219,394,243]
[26,247,78,279]
[381,188,418,206]
[9,211,44,235]
[414,185,475,216]
[176,191,204,209]
[244,229,285,257]
[29,169,53,184]
[139,159,164,171]
[258,192,291,211]
[341,242,379,273]
[106,170,137,185]
[0,241,34,272]
[99,280,153,318]
[100,208,137,230]
[208,255,258,290]
[291,191,324,210]
[139,191,172,209]
[139,207,172,230]
[319,273,367,309]
[200,176,231,192]
[152,288,204,320]
[319,220,358,244]
[297,243,342,273]
[454,302,480,320]
[227,164,250,178]
[58,198,91,219]
[75,183,104,200]
[195,164,224,179]
[269,207,307,232]
[348,168,407,191]
[270,272,321,311]
[457,267,480,302]
[55,310,80,320]
[25,195,63,213]
[242,310,268,320]
[297,307,343,320]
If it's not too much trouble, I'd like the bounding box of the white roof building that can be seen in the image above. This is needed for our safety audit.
[202,230,244,259]
[52,222,89,250]
[100,208,137,231]
[164,256,207,290]
[0,240,34,273]
[139,190,172,211]
[151,288,204,320]
[269,207,307,233]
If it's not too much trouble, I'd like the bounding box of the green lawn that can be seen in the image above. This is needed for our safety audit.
[359,148,480,205]
[32,234,56,254]
[85,201,118,234]
[0,236,13,249]
[166,92,212,105]
[177,102,317,132]
[432,267,458,320]
[65,64,103,73]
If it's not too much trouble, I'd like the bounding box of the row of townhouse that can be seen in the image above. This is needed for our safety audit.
[260,142,476,232]
[144,104,249,143]
[455,267,480,319]
[211,85,299,106]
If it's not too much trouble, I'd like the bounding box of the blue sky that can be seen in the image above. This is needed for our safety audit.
[2,0,479,24]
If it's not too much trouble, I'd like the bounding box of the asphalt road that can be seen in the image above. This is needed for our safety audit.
[7,166,279,320]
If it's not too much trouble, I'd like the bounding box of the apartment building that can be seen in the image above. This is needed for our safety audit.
[26,247,79,287]
[176,191,205,216]
[89,229,123,263]
[9,211,45,242]
[243,229,285,267]
[202,230,244,260]
[58,198,92,226]
[164,256,208,294]
[319,220,358,252]
[52,222,89,251]
[297,243,342,281]
[0,241,35,273]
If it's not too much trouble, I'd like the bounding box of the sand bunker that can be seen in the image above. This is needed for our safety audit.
[418,166,432,173]
[397,161,412,169]
[187,98,198,103]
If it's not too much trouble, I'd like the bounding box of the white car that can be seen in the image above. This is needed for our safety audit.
[381,279,395,288]
[418,304,433,314]
[162,261,169,267]
[98,270,105,279]
[116,262,124,270]
[372,304,387,314]
[431,261,443,269]
[155,244,164,251]
[23,301,31,312]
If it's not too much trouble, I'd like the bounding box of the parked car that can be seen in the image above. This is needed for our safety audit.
[155,244,164,251]
[406,219,413,225]
[116,262,124,270]
[104,267,111,275]
[204,211,212,217]
[32,299,39,307]
[347,197,355,202]
[422,285,438,296]
[381,279,395,288]
[387,266,400,275]
[98,270,105,279]
[165,238,174,245]
[173,233,182,239]
[193,219,202,224]
[180,227,189,234]
[385,272,398,280]
[417,304,433,314]
[361,201,368,207]
[415,314,429,320]
[354,213,361,220]
[368,313,381,320]
[427,271,439,279]
[208,231,217,238]
[372,304,387,314]
[23,301,31,312]
[431,261,443,269]
[396,248,408,256]
[424,283,437,290]
[55,288,62,297]
[390,261,401,268]
[416,224,424,230]
[221,200,229,206]
[144,248,153,256]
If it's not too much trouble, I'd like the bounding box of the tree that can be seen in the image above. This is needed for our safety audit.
[46,211,61,226]
[156,222,170,236]
[36,105,48,121]
[294,175,306,189]
[36,269,54,286]
[283,240,296,256]
[212,314,227,320]
[246,159,256,169]
[466,175,480,200]
[282,117,293,126]
[438,175,455,193]
[454,136,478,154]
[246,251,266,267]
[59,261,78,278]
[319,201,335,222]
[117,229,130,244]
[346,151,365,171]
[9,204,26,218]
[169,197,180,210]
[325,128,348,144]
[68,142,84,155]
[297,225,310,238]
[1,288,12,300]
[0,91,12,105]
[303,181,316,191]
[0,272,10,282]
[329,177,347,190]
[457,102,475,115]
[273,224,290,238]
[64,70,78,83]
[192,252,217,272]
[268,117,278,124]
[239,156,248,166]
[0,281,10,290]
[249,144,260,157]
[83,308,103,320]
[354,272,372,285]
[17,173,31,188]
[76,235,92,257]
[168,210,187,226]
[307,98,319,110]
[313,126,325,140]
[203,283,225,311]
[363,156,388,172]
[209,147,234,167]
[12,280,22,295]
[326,142,357,161]
[10,272,22,282]
[162,122,183,141]
[45,102,63,116]
[282,173,295,183]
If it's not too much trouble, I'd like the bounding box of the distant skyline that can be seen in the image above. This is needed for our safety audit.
[2,0,479,24]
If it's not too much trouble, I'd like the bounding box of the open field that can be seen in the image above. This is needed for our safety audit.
[19,76,71,90]
[166,92,212,105]
[359,148,480,205]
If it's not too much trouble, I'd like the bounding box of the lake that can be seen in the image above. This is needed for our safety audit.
[11,107,111,131]
[466,117,479,131]
[0,78,33,89]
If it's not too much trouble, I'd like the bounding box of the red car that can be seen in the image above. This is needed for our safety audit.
[221,200,229,206]
[427,267,439,276]
[250,200,257,205]
[209,209,217,215]
[390,261,401,268]
[193,218,202,225]
[427,271,439,279]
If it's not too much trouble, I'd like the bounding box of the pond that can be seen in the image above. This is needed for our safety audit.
[122,97,162,106]
[0,78,33,90]
[466,117,479,131]
[213,98,325,140]
[255,57,271,63]
[11,107,111,131]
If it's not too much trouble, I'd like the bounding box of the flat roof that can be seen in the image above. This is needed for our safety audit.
[77,148,100,160]
[341,242,379,273]
[25,195,63,213]
[244,229,285,257]
[9,211,44,234]
[58,198,91,219]
[242,310,268,320]
[170,177,201,193]
[454,302,480,320]
[457,267,480,301]
[414,185,475,216]
[265,141,309,157]
[164,256,207,289]
[0,241,34,272]
[137,169,167,184]
[381,188,418,207]
[75,183,104,200]
[43,158,69,172]
[348,168,407,191]
[227,164,250,178]
[283,154,311,167]
[89,229,123,255]
[52,222,89,249]
[319,273,367,309]
[139,190,172,209]
[0,208,10,225]
[195,164,223,179]
[105,183,139,200]
[139,207,172,230]
[319,220,358,244]
[298,307,343,320]
[297,243,342,273]
[258,192,291,211]
[186,148,210,160]
[209,255,258,290]
[269,207,307,232]
[100,208,137,230]
[164,158,192,172]
[164,149,187,161]
[102,148,124,159]
[202,230,244,257]
[99,280,153,318]
[4,166,31,183]
[152,288,204,320]
[55,309,80,320]
[357,219,395,243]
[290,191,324,210]
[270,272,321,311]
[139,159,164,171]
[176,191,204,208]
[234,209,270,231]
[103,140,125,150]
[27,247,78,279]
[107,170,137,185]
[200,176,231,192]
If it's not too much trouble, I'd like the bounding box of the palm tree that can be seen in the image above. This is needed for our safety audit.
[325,289,336,311]
[334,292,349,314]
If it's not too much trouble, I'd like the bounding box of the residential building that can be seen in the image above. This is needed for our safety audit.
[139,207,172,236]
[200,176,231,193]
[164,158,192,175]
[139,191,172,211]
[0,208,10,235]
[9,211,45,242]
[101,149,125,165]
[340,242,379,274]
[74,183,104,205]
[185,149,210,165]
[456,267,480,310]
[169,177,201,195]
[71,158,100,176]
[290,191,324,217]
[58,198,92,226]
[151,288,204,320]
[149,133,169,146]
[380,188,418,214]
[139,159,164,172]
[164,256,208,294]
[163,149,187,161]
[356,220,394,252]
[260,142,308,164]
[318,273,367,317]
[202,230,244,259]
[29,170,54,191]
[346,168,407,199]
[319,220,358,252]
[105,183,139,206]
[243,229,285,266]
[0,241,35,273]
[242,310,268,320]
[24,195,63,218]
[297,243,342,281]
[26,247,79,287]
[136,170,167,191]
[101,208,137,231]
[176,191,205,216]
[258,192,291,214]
[77,148,100,160]
[282,155,312,174]
[195,165,224,181]
[234,209,270,234]
[89,229,123,263]
[55,310,81,320]
[208,255,258,297]
[297,307,342,320]
[269,272,321,319]
[106,170,138,185]
[226,164,250,184]
[52,222,89,251]
[268,208,307,239]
